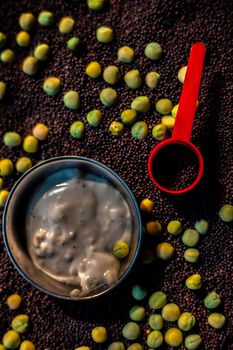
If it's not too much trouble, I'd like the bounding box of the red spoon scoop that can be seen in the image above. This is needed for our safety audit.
[148,42,206,195]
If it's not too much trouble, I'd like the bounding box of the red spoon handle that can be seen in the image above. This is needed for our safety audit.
[172,42,206,141]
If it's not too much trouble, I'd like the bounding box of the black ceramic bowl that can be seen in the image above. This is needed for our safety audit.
[2,156,142,300]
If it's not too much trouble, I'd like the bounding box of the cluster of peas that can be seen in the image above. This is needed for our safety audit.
[73,286,200,349]
[139,198,233,263]
[0,0,190,142]
[1,294,35,350]
[72,198,231,350]
[0,123,48,207]
[71,41,188,140]
[135,199,230,346]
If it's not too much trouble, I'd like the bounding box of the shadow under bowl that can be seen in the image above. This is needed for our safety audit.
[2,156,142,301]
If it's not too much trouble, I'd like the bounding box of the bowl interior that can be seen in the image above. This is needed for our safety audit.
[3,157,141,300]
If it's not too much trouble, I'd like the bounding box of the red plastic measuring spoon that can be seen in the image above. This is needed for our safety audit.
[148,42,206,194]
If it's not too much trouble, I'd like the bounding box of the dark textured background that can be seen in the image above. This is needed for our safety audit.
[0,0,232,349]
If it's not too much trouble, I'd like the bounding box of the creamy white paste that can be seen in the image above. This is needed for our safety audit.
[26,169,132,297]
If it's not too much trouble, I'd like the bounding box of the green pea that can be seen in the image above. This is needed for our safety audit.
[91,326,107,343]
[19,13,35,31]
[6,293,22,310]
[194,219,209,235]
[113,241,129,258]
[149,291,167,310]
[0,32,7,49]
[86,61,101,78]
[156,242,174,260]
[108,342,125,350]
[152,124,168,141]
[38,11,54,26]
[156,98,173,115]
[178,312,196,331]
[118,46,134,63]
[16,157,32,173]
[0,189,9,208]
[185,274,202,290]
[167,220,182,235]
[131,121,148,140]
[161,115,175,129]
[129,305,145,321]
[120,109,137,125]
[63,91,80,110]
[0,159,14,177]
[184,334,202,350]
[124,70,142,89]
[146,221,162,236]
[145,71,160,89]
[3,132,21,147]
[87,109,102,127]
[32,123,49,140]
[34,43,50,61]
[87,0,106,11]
[127,344,142,350]
[1,49,15,64]
[19,340,35,350]
[3,330,20,349]
[103,65,120,84]
[162,303,180,322]
[109,121,124,136]
[67,37,80,52]
[132,284,147,301]
[100,88,117,107]
[147,330,163,349]
[148,314,163,330]
[43,77,61,96]
[208,313,226,329]
[178,66,187,84]
[144,42,162,60]
[0,177,3,190]
[140,198,154,213]
[11,314,30,333]
[219,205,233,222]
[131,96,151,113]
[182,229,200,247]
[70,121,85,139]
[22,56,39,75]
[59,16,75,34]
[204,291,221,309]
[96,26,113,43]
[184,248,200,263]
[16,31,31,47]
[122,322,140,340]
[23,135,39,153]
[0,81,7,100]
[142,248,156,265]
[164,328,183,347]
[171,104,179,118]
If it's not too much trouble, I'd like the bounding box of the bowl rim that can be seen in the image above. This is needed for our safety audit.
[2,155,142,301]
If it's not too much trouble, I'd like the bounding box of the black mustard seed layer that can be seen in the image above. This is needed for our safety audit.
[0,0,232,349]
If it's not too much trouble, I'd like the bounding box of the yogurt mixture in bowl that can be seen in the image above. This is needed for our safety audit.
[26,169,133,297]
